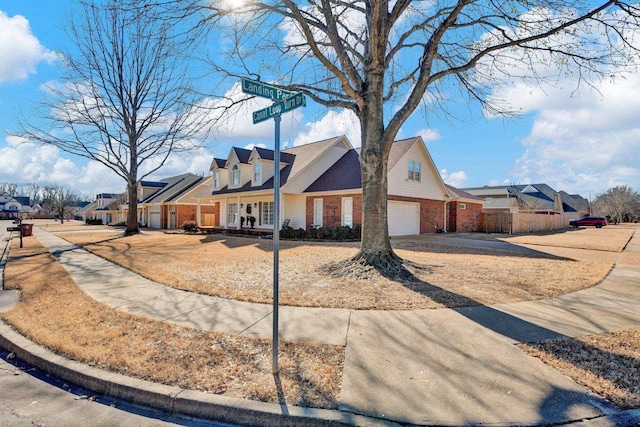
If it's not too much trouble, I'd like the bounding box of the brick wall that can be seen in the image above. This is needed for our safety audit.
[306,193,448,234]
[449,201,483,232]
[305,194,363,228]
[389,195,445,234]
[177,205,197,227]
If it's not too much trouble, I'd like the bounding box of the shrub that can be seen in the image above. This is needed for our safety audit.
[85,218,103,225]
[279,224,361,241]
[182,220,198,232]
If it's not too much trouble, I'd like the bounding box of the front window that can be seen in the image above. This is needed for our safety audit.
[214,170,220,188]
[342,197,353,227]
[254,162,261,184]
[408,160,421,182]
[231,165,240,186]
[262,201,274,226]
[227,203,238,225]
[313,199,323,227]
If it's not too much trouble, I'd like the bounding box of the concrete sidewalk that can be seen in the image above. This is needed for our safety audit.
[1,225,640,426]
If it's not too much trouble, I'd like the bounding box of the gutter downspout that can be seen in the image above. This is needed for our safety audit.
[443,197,451,233]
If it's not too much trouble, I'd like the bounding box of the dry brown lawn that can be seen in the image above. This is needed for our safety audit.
[520,327,640,409]
[1,235,343,409]
[4,221,639,412]
[56,224,634,310]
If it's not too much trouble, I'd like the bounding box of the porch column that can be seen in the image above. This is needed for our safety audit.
[196,200,201,226]
[237,195,241,230]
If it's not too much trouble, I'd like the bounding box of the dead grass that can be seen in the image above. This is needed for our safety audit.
[500,226,635,252]
[520,327,640,409]
[57,225,634,310]
[1,235,344,409]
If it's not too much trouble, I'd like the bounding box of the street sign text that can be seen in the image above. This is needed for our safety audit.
[241,78,295,101]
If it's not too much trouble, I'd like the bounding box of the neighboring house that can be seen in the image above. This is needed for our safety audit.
[93,193,125,225]
[444,185,485,233]
[203,135,479,236]
[462,184,590,233]
[72,201,93,220]
[76,200,97,221]
[0,194,31,219]
[137,173,210,229]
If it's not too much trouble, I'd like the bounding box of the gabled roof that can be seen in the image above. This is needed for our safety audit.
[209,158,226,171]
[282,135,351,181]
[445,185,484,203]
[305,149,361,192]
[251,146,296,164]
[213,163,294,195]
[253,146,273,160]
[225,147,252,167]
[142,173,204,203]
[463,183,588,213]
[559,191,589,213]
[12,196,29,206]
[387,137,419,170]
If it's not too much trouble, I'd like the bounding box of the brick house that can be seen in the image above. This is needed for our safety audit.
[202,135,483,236]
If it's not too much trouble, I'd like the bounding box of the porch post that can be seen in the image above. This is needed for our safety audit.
[237,195,241,229]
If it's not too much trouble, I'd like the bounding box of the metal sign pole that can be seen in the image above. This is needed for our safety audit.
[272,113,281,374]
[244,78,306,374]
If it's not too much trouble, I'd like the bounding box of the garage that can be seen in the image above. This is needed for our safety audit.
[149,206,161,229]
[388,201,420,236]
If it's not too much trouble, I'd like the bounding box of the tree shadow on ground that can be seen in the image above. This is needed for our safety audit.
[525,335,640,409]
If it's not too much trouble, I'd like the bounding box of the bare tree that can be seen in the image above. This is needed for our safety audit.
[14,0,210,236]
[165,0,640,277]
[593,185,640,223]
[41,185,80,224]
[0,183,18,196]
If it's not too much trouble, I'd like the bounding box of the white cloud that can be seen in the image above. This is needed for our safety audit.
[205,82,305,144]
[498,72,640,195]
[475,6,640,196]
[293,109,360,147]
[0,11,57,84]
[440,169,468,188]
[416,128,441,142]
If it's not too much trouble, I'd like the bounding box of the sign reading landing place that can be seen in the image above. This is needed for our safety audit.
[241,78,296,101]
[241,78,306,124]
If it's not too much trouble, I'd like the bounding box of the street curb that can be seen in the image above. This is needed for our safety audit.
[0,321,396,427]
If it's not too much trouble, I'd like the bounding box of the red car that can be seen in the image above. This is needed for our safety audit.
[569,217,607,228]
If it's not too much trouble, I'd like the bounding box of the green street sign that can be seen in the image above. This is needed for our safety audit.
[241,78,295,101]
[252,92,306,124]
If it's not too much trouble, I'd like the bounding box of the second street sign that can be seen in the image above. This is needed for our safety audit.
[253,92,306,124]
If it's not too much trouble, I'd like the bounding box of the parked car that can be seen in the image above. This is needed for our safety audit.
[569,217,607,228]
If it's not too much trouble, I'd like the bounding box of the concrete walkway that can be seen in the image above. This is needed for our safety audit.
[1,225,640,426]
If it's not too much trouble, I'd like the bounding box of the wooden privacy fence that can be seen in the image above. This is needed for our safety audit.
[482,212,575,234]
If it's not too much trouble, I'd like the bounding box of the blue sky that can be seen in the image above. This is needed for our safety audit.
[1,1,638,200]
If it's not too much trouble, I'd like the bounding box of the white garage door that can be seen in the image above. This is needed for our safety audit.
[388,201,420,236]
[149,206,161,229]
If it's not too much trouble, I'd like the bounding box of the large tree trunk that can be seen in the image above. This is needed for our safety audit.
[125,181,140,236]
[339,70,416,279]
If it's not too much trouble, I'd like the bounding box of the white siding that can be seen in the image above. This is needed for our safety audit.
[258,160,276,186]
[282,145,349,193]
[388,143,446,201]
[283,194,307,229]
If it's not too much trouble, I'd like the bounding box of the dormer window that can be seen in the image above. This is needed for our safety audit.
[408,160,421,182]
[254,162,262,184]
[214,170,220,188]
[231,164,240,186]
